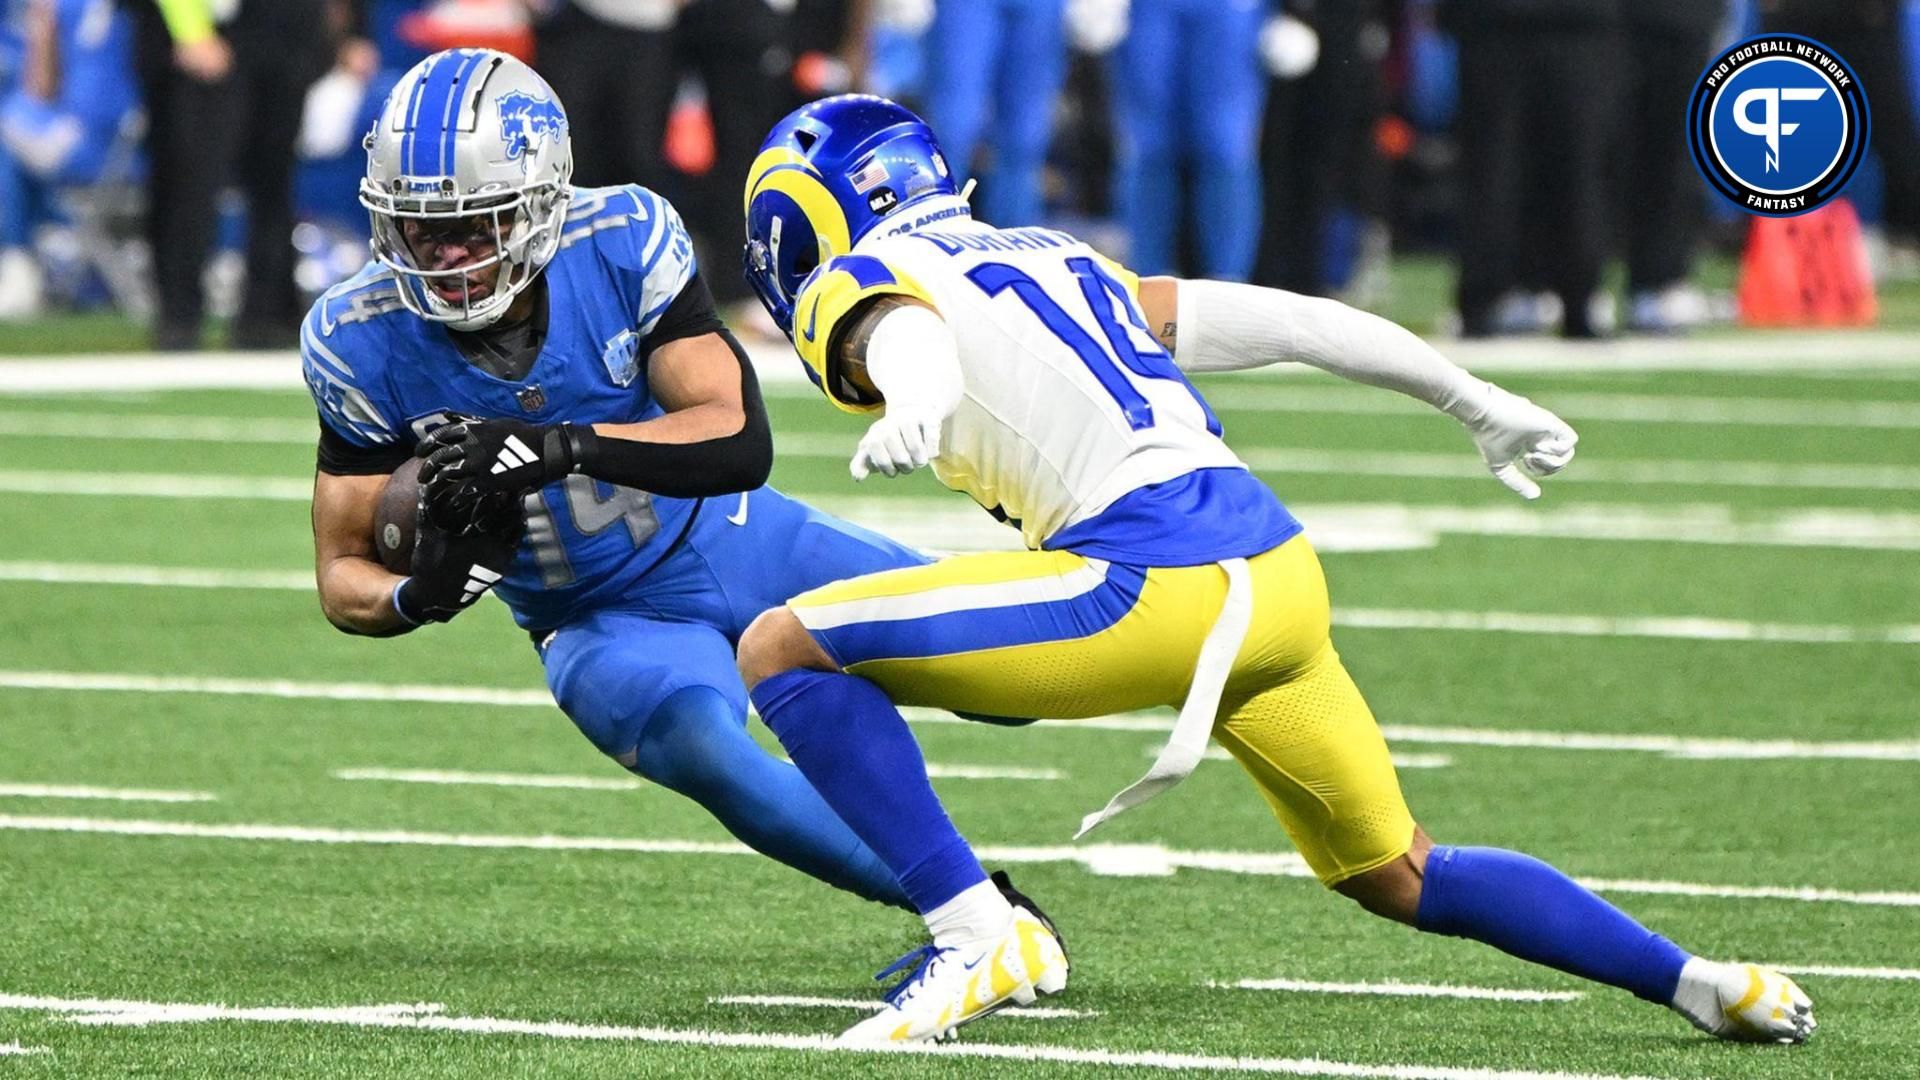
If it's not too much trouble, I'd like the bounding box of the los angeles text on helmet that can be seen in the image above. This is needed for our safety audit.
[1701,38,1853,91]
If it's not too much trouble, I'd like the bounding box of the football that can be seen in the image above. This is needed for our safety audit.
[372,456,424,574]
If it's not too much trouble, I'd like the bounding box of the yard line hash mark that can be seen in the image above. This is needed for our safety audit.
[0,990,1661,1079]
[1212,979,1583,1003]
[709,995,1098,1019]
[2,814,1915,905]
[0,783,214,803]
[1771,965,1920,981]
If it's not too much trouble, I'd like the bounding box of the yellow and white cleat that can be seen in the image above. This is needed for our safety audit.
[838,906,1069,1044]
[1674,960,1815,1044]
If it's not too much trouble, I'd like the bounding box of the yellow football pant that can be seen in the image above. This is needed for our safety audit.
[788,534,1416,885]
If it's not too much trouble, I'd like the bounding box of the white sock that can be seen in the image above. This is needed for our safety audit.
[924,879,1015,951]
[1669,956,1727,1031]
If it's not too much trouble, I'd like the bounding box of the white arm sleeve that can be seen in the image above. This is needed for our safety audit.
[1172,278,1492,421]
[863,303,966,421]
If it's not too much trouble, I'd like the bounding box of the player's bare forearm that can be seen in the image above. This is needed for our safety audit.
[311,470,409,635]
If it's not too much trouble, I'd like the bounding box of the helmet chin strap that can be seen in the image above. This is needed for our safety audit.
[959,178,977,202]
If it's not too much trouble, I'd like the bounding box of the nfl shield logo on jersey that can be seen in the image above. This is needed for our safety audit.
[516,384,547,411]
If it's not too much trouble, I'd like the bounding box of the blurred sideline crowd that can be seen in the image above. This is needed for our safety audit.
[2,0,1918,349]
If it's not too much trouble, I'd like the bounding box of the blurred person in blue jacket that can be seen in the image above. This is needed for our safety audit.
[919,0,1064,228]
[1108,0,1265,279]
[0,0,137,318]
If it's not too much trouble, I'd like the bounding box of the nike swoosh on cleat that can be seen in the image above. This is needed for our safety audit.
[802,296,821,343]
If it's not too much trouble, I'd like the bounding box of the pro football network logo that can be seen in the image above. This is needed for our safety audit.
[1688,35,1869,216]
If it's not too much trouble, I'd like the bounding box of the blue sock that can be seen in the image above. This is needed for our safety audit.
[630,687,909,910]
[751,669,987,914]
[1416,846,1691,1003]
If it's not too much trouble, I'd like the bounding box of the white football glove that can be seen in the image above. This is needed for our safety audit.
[1453,384,1578,499]
[850,410,943,480]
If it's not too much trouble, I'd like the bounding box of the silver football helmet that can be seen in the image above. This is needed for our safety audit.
[360,49,573,330]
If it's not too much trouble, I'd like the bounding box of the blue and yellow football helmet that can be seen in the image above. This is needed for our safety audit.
[743,95,958,337]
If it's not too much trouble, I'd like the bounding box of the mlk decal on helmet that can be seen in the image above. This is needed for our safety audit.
[360,49,574,328]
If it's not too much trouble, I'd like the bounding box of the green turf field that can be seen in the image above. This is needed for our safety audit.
[1,344,1917,1078]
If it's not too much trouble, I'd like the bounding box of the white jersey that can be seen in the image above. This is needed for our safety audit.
[792,220,1245,551]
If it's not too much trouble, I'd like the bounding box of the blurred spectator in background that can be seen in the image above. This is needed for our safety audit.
[1443,0,1621,338]
[1760,0,1920,253]
[919,0,1062,228]
[1254,0,1390,298]
[1617,0,1726,333]
[135,0,335,350]
[1110,0,1265,280]
[534,0,786,306]
[0,0,137,319]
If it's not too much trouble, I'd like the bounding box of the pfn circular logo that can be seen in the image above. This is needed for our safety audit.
[1688,35,1869,216]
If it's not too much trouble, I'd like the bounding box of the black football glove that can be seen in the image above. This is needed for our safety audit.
[416,417,581,534]
[392,507,524,626]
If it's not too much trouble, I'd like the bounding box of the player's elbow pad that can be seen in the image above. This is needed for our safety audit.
[571,329,773,498]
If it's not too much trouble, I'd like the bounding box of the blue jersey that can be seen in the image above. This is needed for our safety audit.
[302,184,709,631]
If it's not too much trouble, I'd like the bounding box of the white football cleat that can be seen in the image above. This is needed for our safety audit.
[1672,959,1815,1044]
[839,906,1068,1044]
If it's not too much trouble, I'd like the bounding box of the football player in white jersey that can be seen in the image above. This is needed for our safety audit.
[733,95,1814,1047]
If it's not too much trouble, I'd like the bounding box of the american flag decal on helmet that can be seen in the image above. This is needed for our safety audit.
[848,158,890,194]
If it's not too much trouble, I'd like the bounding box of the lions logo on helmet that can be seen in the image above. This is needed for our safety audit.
[497,90,567,166]
[742,95,963,337]
[361,49,574,330]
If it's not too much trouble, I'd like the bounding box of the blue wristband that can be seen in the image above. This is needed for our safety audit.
[390,577,420,627]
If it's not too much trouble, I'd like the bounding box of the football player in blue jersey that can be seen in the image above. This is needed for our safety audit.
[304,50,1052,919]
[734,95,1815,1044]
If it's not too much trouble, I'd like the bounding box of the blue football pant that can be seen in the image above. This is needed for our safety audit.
[541,613,907,908]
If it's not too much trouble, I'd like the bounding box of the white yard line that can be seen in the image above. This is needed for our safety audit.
[1337,608,1920,645]
[0,1042,48,1055]
[0,669,553,707]
[1772,965,1920,981]
[335,768,642,792]
[4,334,1920,397]
[0,783,213,803]
[15,411,1920,494]
[8,669,1919,764]
[2,813,1915,906]
[1188,385,1920,429]
[0,471,311,501]
[335,764,1061,789]
[0,990,1652,1079]
[0,561,311,590]
[808,498,1920,555]
[1212,979,1582,1003]
[0,411,315,443]
[1371,725,1920,762]
[13,468,1920,555]
[709,994,1098,1019]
